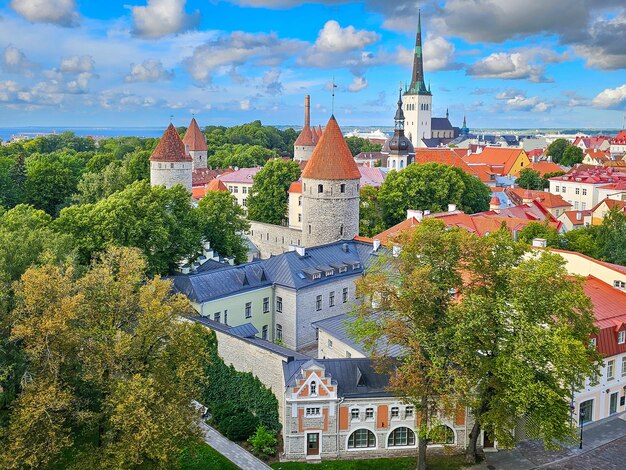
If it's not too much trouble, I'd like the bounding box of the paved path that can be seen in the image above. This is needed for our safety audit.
[471,412,626,470]
[199,420,272,470]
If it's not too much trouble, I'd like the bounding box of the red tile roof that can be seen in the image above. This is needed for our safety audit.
[206,178,228,192]
[191,168,233,186]
[302,116,361,180]
[192,186,208,199]
[294,124,315,146]
[613,130,626,144]
[590,198,626,213]
[530,161,563,176]
[311,126,319,144]
[150,124,192,162]
[505,188,571,209]
[412,149,491,183]
[288,181,302,193]
[182,118,207,152]
[463,147,527,175]
[583,276,626,357]
[561,210,591,227]
[220,167,261,184]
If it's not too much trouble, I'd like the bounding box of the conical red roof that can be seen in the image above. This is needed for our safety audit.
[294,124,315,146]
[206,178,228,192]
[183,118,207,152]
[490,196,500,205]
[150,124,192,162]
[302,116,360,180]
[311,126,319,144]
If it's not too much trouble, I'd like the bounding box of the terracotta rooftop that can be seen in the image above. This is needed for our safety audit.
[288,181,302,193]
[150,124,192,162]
[463,147,527,175]
[560,210,591,227]
[294,125,315,147]
[413,149,491,183]
[590,198,626,213]
[583,276,626,357]
[506,188,571,209]
[529,161,563,176]
[206,178,229,192]
[302,116,361,180]
[183,118,207,152]
[192,168,233,186]
[489,195,500,205]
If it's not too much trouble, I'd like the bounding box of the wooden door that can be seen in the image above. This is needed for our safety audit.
[307,433,319,455]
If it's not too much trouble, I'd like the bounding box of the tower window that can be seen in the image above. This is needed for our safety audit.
[318,184,323,193]
[308,225,312,234]
[340,183,345,193]
[340,225,344,236]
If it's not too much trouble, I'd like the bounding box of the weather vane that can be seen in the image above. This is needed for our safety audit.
[331,76,338,114]
[169,114,174,123]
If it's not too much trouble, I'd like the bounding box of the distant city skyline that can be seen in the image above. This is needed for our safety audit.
[0,0,624,129]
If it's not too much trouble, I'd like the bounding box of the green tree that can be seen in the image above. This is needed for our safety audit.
[561,145,584,167]
[516,168,548,190]
[517,221,562,247]
[561,226,599,259]
[1,247,208,468]
[73,161,130,204]
[196,191,250,264]
[451,230,599,461]
[359,185,386,237]
[595,206,626,265]
[547,138,569,163]
[345,136,382,156]
[246,159,301,225]
[350,219,467,470]
[56,181,202,275]
[457,169,490,214]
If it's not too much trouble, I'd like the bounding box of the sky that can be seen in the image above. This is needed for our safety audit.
[0,0,625,130]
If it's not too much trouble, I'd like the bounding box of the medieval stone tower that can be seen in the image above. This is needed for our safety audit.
[183,117,208,170]
[294,95,316,162]
[150,123,193,192]
[403,11,432,148]
[301,115,361,246]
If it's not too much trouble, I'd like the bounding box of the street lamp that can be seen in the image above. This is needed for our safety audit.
[579,410,585,450]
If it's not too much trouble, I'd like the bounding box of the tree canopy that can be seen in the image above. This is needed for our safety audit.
[547,138,569,163]
[344,136,383,156]
[246,159,301,225]
[516,168,549,190]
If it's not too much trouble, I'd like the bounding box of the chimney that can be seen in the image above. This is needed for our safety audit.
[407,209,423,221]
[342,243,349,253]
[392,245,402,258]
[448,203,457,212]
[532,238,547,248]
[304,95,311,128]
[295,246,306,256]
[179,266,190,274]
[373,239,381,251]
[226,257,235,265]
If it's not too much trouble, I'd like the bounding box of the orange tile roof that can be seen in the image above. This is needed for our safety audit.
[288,181,302,193]
[530,161,563,176]
[506,188,571,208]
[561,210,591,226]
[464,147,526,175]
[150,124,192,162]
[590,198,626,213]
[192,186,207,199]
[206,178,228,192]
[374,217,420,244]
[583,276,626,357]
[311,126,319,143]
[294,124,315,146]
[302,116,361,180]
[182,118,207,152]
[412,149,491,183]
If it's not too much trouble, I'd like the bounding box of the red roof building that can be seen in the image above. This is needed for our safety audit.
[182,118,208,152]
[150,124,192,162]
[412,149,494,184]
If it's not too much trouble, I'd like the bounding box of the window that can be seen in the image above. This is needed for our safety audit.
[607,359,615,380]
[305,407,321,417]
[618,331,625,344]
[276,324,282,341]
[351,409,360,420]
[313,273,321,280]
[325,269,334,276]
[582,188,587,196]
[590,337,596,348]
[318,184,324,193]
[298,213,302,222]
[228,185,233,192]
[262,325,268,340]
[327,339,333,348]
[224,310,228,325]
[614,280,626,289]
[233,186,238,193]
[170,163,174,168]
[579,399,593,424]
[245,302,252,318]
[242,186,247,194]
[388,427,415,447]
[348,429,376,449]
[352,262,361,269]
[316,295,322,311]
[298,196,302,206]
[343,287,349,303]
[310,381,317,396]
[555,186,560,192]
[562,187,566,194]
[329,291,335,307]
[621,357,626,377]
[340,225,344,236]
[430,425,455,445]
[214,312,220,323]
[405,407,414,418]
[339,266,347,273]
[340,183,346,193]
[391,407,399,418]
[575,201,579,210]
[263,297,270,313]
[276,296,283,313]
[575,188,580,195]
[582,202,586,210]
[346,351,351,358]
[365,408,374,420]
[308,225,312,234]
[242,198,247,207]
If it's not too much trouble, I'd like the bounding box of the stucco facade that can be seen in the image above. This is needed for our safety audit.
[403,93,432,148]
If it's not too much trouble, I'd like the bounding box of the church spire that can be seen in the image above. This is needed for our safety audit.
[394,88,405,131]
[408,10,429,95]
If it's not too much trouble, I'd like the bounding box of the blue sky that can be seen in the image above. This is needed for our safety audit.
[0,0,624,129]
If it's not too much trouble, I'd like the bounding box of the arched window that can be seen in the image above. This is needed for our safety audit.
[318,184,324,193]
[348,429,376,449]
[387,427,416,447]
[310,381,316,396]
[429,425,455,445]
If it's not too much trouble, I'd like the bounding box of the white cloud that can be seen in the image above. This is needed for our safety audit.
[60,55,94,73]
[125,59,174,83]
[574,13,626,70]
[467,49,567,82]
[10,0,79,27]
[240,99,251,110]
[502,94,553,112]
[132,0,201,39]
[2,45,36,76]
[592,85,626,109]
[347,76,367,92]
[313,20,379,54]
[262,68,283,95]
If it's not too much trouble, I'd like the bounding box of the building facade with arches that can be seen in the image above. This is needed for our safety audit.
[282,359,470,461]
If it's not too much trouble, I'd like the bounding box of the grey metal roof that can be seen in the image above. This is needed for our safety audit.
[283,358,393,398]
[312,313,405,358]
[431,117,454,131]
[228,323,258,338]
[195,259,231,273]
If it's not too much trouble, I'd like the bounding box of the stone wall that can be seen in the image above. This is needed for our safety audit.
[150,161,193,192]
[301,177,360,247]
[189,149,207,170]
[249,221,303,258]
[294,145,314,162]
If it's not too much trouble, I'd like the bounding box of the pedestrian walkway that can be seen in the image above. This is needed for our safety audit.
[471,412,626,470]
[199,420,272,470]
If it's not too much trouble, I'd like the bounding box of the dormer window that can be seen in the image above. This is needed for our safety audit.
[352,262,360,269]
[614,280,626,289]
[313,273,321,280]
[325,269,334,276]
[618,331,625,344]
[590,337,597,348]
[338,266,347,273]
[310,381,317,396]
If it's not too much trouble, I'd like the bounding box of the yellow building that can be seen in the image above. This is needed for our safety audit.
[463,147,531,177]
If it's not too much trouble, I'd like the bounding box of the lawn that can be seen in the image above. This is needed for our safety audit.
[177,442,240,470]
[271,453,468,470]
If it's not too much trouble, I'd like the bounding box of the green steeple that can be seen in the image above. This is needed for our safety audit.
[406,9,430,96]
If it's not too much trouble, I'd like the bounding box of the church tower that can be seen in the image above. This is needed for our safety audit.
[301,115,361,247]
[183,117,208,170]
[403,10,432,149]
[385,88,414,171]
[150,124,193,192]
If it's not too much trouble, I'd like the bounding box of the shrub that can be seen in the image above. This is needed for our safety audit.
[248,424,278,457]
[221,412,259,441]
